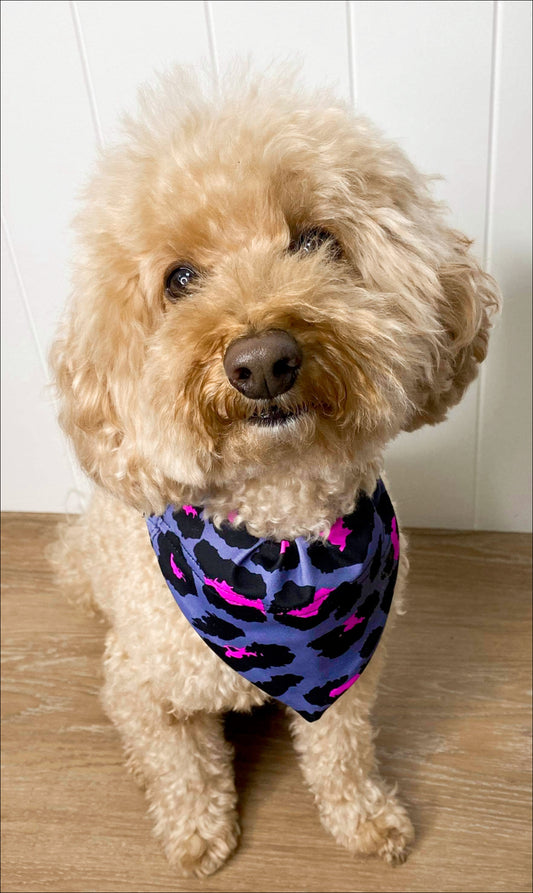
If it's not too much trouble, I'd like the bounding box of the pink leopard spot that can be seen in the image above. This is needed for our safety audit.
[183,505,198,517]
[286,587,334,618]
[224,645,258,659]
[328,517,351,552]
[205,577,266,614]
[169,553,185,580]
[330,674,360,698]
[280,540,290,554]
[343,613,364,631]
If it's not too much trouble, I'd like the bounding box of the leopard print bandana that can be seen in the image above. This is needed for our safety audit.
[146,479,399,722]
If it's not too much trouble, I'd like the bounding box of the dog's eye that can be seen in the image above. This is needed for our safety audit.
[165,265,199,301]
[289,228,340,257]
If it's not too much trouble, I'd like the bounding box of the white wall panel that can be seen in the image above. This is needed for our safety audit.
[1,1,530,530]
[352,0,494,244]
[211,0,352,100]
[476,1,532,531]
[0,227,81,512]
[1,0,98,350]
[352,0,495,529]
[75,0,211,144]
[1,0,98,513]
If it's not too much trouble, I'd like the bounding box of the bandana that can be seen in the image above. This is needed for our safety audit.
[146,479,399,722]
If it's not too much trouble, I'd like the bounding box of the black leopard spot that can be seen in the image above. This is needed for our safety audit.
[380,564,399,614]
[307,494,376,573]
[341,492,377,555]
[357,587,381,617]
[306,588,378,658]
[307,612,369,658]
[192,612,244,641]
[155,530,197,597]
[304,673,361,707]
[308,587,386,659]
[306,540,346,574]
[272,579,362,630]
[214,520,259,550]
[359,624,385,660]
[251,540,300,572]
[332,579,364,620]
[375,485,395,531]
[208,640,295,672]
[270,581,316,612]
[201,582,267,624]
[253,673,304,697]
[173,506,205,540]
[194,540,266,598]
[368,534,382,581]
[381,543,396,581]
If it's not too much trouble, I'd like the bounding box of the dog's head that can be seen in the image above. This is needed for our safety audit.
[51,68,500,514]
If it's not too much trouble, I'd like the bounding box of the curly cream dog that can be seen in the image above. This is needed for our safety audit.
[51,67,499,876]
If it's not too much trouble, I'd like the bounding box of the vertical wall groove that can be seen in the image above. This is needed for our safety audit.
[473,0,502,530]
[1,210,83,504]
[346,1,357,108]
[1,210,48,376]
[204,0,220,84]
[66,1,99,508]
[69,0,104,148]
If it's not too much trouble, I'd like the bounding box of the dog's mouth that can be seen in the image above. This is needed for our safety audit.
[247,404,308,427]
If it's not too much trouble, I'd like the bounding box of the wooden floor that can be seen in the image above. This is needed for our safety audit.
[1,514,531,893]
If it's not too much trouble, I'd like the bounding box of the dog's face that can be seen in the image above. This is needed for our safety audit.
[52,70,499,513]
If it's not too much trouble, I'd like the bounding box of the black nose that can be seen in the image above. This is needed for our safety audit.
[223,329,302,400]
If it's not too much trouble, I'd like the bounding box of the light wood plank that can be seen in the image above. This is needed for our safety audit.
[1,514,531,893]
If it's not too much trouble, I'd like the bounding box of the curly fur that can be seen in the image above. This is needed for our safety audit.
[50,65,499,875]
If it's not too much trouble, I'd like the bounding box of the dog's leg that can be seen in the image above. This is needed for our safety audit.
[287,648,414,864]
[48,512,100,616]
[101,632,239,877]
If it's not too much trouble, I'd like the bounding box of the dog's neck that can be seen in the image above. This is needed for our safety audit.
[199,459,383,540]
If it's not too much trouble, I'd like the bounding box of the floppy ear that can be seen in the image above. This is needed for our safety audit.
[50,264,164,510]
[404,230,501,431]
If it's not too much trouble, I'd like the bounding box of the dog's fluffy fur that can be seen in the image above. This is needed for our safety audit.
[50,66,500,875]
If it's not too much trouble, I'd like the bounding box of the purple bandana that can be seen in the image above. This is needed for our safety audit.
[146,479,399,722]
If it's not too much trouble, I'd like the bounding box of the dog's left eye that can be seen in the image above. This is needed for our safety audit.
[165,265,199,301]
[289,228,341,257]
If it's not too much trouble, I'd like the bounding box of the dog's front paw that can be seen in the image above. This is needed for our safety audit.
[319,794,414,865]
[352,802,414,865]
[156,808,240,877]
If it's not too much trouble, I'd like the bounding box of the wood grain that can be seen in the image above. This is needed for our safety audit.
[1,514,531,893]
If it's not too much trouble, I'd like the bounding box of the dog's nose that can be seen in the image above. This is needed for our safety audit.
[223,330,302,399]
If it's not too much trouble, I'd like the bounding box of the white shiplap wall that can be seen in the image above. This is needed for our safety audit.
[1,0,531,531]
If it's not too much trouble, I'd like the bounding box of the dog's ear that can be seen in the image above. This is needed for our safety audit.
[50,263,162,509]
[404,230,501,431]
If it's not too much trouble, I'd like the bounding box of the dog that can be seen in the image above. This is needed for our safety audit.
[50,65,500,876]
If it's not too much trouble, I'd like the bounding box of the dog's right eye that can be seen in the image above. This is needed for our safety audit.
[289,228,342,258]
[165,265,199,302]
